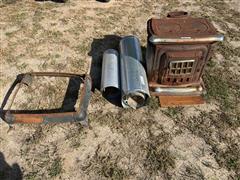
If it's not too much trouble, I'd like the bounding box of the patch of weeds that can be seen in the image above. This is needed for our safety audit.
[94,108,156,136]
[147,97,159,110]
[206,58,217,68]
[43,30,64,41]
[20,143,61,179]
[143,128,175,178]
[195,0,240,58]
[54,54,61,58]
[162,107,184,119]
[17,62,28,71]
[74,43,90,55]
[204,67,239,115]
[203,49,240,130]
[214,142,239,175]
[32,9,44,36]
[101,162,127,179]
[179,163,204,180]
[5,31,15,37]
[67,25,85,36]
[144,148,175,178]
[202,0,240,28]
[179,111,240,178]
[25,126,44,145]
[40,60,48,70]
[161,0,180,13]
[209,13,240,42]
[203,73,231,109]
[17,77,68,110]
[43,2,63,9]
[218,111,240,130]
[69,58,85,71]
[5,54,17,65]
[214,142,240,178]
[25,171,38,180]
[1,0,17,4]
[90,111,117,128]
[235,47,240,56]
[83,15,94,21]
[48,157,62,177]
[9,12,26,25]
[66,124,85,148]
[89,91,108,107]
[82,145,130,179]
[216,42,240,60]
[180,111,215,143]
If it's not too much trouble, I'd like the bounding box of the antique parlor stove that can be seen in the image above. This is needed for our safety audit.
[146,11,224,107]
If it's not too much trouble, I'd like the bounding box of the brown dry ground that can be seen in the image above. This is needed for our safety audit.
[0,0,240,179]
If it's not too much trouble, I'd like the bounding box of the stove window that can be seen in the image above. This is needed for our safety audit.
[169,60,195,75]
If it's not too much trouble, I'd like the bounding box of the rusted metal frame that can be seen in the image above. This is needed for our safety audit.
[1,72,91,125]
[24,72,85,78]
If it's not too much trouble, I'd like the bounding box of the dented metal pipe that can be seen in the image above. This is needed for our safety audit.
[120,36,150,109]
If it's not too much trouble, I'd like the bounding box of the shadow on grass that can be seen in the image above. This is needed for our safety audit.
[88,35,122,107]
[0,152,22,180]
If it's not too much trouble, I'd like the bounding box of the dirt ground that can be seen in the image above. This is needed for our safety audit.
[0,0,240,179]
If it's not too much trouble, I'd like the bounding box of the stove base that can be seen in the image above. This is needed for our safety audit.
[158,95,204,107]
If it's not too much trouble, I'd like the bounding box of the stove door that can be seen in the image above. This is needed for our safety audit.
[160,49,205,85]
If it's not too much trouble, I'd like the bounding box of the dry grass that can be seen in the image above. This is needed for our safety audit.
[0,0,239,179]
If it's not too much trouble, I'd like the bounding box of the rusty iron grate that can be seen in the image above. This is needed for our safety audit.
[169,60,195,75]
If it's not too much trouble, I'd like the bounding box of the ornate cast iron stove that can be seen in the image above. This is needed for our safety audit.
[146,11,224,107]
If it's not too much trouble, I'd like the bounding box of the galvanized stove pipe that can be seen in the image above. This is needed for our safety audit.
[119,36,150,109]
[100,49,120,98]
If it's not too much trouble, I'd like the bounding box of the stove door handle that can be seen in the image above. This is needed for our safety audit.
[167,11,188,18]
